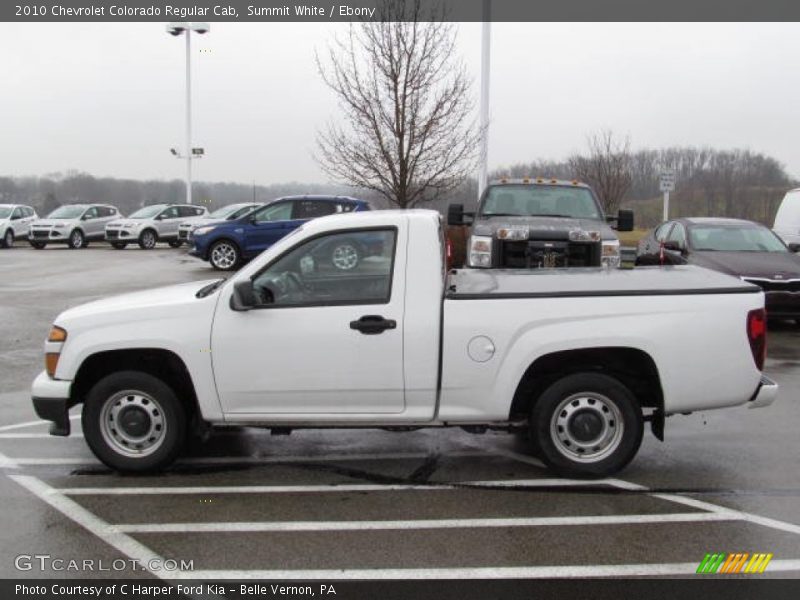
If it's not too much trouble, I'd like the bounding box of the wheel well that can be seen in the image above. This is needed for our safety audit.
[71,349,199,422]
[141,227,158,240]
[509,347,664,420]
[209,237,242,258]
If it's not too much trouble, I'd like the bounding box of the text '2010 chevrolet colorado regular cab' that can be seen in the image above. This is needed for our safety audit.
[32,210,777,477]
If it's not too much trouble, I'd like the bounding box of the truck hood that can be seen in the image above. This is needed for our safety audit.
[55,279,221,326]
[472,216,617,241]
[690,251,800,279]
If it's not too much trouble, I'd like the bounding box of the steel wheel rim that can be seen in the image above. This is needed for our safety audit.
[332,244,358,270]
[99,390,167,458]
[71,231,82,247]
[211,243,236,269]
[550,392,624,463]
[142,232,155,248]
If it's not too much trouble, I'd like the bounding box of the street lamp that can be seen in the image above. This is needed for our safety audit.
[166,21,210,205]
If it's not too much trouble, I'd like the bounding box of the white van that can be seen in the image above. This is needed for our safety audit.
[773,188,800,249]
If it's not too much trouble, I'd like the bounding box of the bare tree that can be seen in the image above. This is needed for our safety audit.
[315,0,479,209]
[569,131,633,215]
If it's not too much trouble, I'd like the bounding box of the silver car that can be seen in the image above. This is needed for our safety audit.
[0,204,38,248]
[105,204,208,249]
[29,204,121,249]
[177,202,262,243]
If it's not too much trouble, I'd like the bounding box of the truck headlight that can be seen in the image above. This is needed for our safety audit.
[45,326,67,378]
[468,235,493,268]
[601,240,621,268]
[568,229,601,242]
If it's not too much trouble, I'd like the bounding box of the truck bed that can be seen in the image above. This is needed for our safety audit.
[446,265,760,299]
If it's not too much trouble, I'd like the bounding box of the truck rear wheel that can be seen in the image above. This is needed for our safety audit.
[530,372,643,478]
[82,370,187,472]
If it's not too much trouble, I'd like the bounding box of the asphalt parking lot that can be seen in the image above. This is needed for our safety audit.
[1,242,799,582]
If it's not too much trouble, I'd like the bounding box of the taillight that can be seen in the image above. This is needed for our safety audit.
[747,309,767,370]
[445,236,453,270]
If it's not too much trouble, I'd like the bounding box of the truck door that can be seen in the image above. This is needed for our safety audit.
[212,226,406,415]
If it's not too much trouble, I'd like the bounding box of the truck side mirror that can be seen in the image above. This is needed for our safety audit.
[616,209,634,232]
[662,240,683,253]
[230,280,257,311]
[447,204,464,226]
[447,204,474,226]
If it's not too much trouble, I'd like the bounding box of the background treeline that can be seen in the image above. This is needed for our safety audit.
[1,144,796,229]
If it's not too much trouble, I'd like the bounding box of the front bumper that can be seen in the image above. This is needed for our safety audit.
[31,371,73,436]
[748,375,779,409]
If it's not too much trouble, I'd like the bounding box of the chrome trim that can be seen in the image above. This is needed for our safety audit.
[748,375,779,409]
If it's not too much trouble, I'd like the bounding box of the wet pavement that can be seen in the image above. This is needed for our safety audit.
[1,243,799,581]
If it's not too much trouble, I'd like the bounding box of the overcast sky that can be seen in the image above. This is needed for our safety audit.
[1,22,799,185]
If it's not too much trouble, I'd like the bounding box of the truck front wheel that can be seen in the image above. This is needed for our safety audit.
[530,372,643,478]
[82,371,187,472]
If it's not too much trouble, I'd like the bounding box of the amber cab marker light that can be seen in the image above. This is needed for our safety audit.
[48,326,67,343]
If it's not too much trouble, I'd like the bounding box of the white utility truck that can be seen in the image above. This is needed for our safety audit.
[32,210,777,477]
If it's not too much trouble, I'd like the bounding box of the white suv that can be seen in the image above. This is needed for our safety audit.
[105,204,207,249]
[177,202,261,243]
[0,204,38,248]
[29,204,121,249]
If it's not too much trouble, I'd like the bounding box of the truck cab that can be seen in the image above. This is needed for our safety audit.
[449,179,634,269]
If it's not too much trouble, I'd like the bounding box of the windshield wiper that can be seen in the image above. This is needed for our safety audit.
[196,279,226,298]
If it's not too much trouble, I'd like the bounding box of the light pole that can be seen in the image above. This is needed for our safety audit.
[166,21,210,205]
[478,0,491,202]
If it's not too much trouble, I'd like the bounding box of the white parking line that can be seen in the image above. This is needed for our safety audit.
[0,433,84,439]
[8,474,172,578]
[59,478,617,495]
[0,414,80,433]
[493,448,800,538]
[1,450,490,467]
[116,512,733,534]
[178,560,800,580]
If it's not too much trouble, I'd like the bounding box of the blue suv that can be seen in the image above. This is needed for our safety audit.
[190,195,372,270]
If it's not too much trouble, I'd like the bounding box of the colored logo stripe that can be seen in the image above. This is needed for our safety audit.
[697,553,773,574]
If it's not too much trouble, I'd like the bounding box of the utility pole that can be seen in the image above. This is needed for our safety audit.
[478,0,491,202]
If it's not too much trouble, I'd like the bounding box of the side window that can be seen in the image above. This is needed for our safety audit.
[178,206,196,218]
[99,207,115,217]
[161,206,181,219]
[251,229,396,307]
[654,222,673,242]
[293,200,337,220]
[83,207,99,219]
[253,202,292,223]
[667,223,687,247]
[230,206,253,219]
[337,203,356,213]
[11,207,22,220]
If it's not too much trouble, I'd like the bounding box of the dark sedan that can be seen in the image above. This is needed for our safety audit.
[637,217,800,320]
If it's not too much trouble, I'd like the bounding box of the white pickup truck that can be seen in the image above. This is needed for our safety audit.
[31,210,777,477]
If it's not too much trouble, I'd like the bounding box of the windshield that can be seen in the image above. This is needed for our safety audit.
[129,205,166,219]
[480,185,602,220]
[0,207,12,219]
[209,204,252,219]
[690,225,788,252]
[47,206,86,219]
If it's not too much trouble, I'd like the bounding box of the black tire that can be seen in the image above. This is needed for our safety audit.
[2,229,13,248]
[208,239,241,271]
[168,240,183,248]
[111,242,127,250]
[330,240,361,271]
[68,229,85,249]
[530,372,643,478]
[138,229,157,250]
[82,370,187,472]
[29,241,46,249]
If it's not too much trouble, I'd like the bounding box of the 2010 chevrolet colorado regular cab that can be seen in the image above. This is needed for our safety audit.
[31,210,778,477]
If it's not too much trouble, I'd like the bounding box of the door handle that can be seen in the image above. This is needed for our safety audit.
[350,315,397,335]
